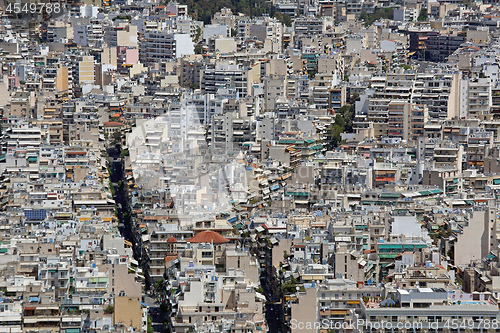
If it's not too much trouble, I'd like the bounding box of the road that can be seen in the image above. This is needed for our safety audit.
[144,296,165,333]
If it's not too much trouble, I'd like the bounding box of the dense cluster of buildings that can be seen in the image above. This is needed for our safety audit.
[1,0,500,332]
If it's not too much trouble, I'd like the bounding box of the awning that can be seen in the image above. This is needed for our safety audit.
[62,317,82,322]
[24,318,38,323]
[255,226,265,233]
[255,292,266,302]
[330,310,349,315]
[294,200,309,204]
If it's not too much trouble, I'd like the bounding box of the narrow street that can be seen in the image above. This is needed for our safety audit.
[255,238,287,333]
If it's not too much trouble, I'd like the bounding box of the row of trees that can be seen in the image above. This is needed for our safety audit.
[329,93,359,147]
[176,0,293,26]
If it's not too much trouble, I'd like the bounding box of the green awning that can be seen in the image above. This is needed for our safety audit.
[430,189,443,194]
[466,200,475,205]
[380,254,398,259]
[28,156,37,162]
[0,248,7,253]
[486,253,496,260]
[494,179,500,185]
[380,193,401,198]
[285,192,309,196]
[305,139,315,144]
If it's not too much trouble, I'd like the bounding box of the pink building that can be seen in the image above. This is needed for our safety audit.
[117,46,139,66]
[8,76,20,89]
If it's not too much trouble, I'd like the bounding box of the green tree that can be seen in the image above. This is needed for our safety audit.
[274,11,292,27]
[147,315,154,333]
[359,7,393,27]
[194,44,204,54]
[337,104,355,133]
[417,8,427,22]
[111,131,122,145]
[194,26,202,42]
[329,119,344,147]
[328,103,356,147]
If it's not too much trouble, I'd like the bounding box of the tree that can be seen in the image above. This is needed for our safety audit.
[351,92,360,103]
[194,26,202,42]
[111,131,122,145]
[104,305,114,314]
[328,104,356,147]
[194,44,204,54]
[329,118,344,147]
[274,11,292,27]
[417,8,427,22]
[359,8,394,27]
[147,315,154,333]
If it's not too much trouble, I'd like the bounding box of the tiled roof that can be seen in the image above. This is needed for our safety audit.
[186,231,229,244]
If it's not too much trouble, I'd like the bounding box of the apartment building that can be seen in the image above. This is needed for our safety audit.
[105,25,138,47]
[356,289,499,331]
[73,20,104,47]
[140,31,194,64]
[201,64,255,98]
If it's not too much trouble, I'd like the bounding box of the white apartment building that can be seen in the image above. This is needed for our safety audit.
[140,30,194,63]
[200,64,251,98]
[459,77,492,119]
[73,20,104,47]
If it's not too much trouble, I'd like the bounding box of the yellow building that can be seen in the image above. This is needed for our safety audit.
[114,296,144,332]
[55,64,69,92]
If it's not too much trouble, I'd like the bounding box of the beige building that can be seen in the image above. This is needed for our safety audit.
[455,208,497,266]
[101,46,117,66]
[114,296,144,332]
[79,56,95,84]
[264,75,287,111]
[291,287,318,333]
[55,64,69,92]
